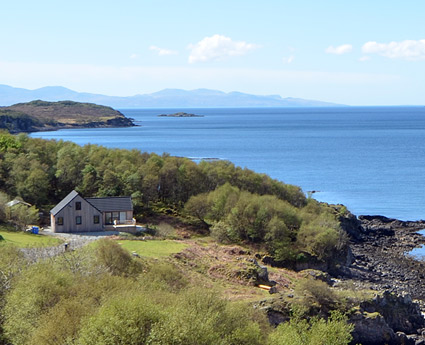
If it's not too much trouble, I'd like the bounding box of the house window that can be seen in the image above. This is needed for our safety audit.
[105,212,120,225]
[94,215,100,224]
[75,202,81,210]
[57,217,64,225]
[76,216,82,225]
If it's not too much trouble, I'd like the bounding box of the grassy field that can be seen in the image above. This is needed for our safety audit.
[117,239,188,258]
[0,229,62,247]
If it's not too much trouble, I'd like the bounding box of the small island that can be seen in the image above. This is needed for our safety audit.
[158,112,204,117]
[0,100,135,133]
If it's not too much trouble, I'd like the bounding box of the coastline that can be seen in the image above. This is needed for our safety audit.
[9,118,137,134]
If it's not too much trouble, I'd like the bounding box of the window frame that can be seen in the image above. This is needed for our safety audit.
[75,201,81,210]
[76,216,82,225]
[57,217,64,226]
[94,215,100,224]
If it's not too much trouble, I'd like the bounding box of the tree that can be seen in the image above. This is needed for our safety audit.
[7,204,39,231]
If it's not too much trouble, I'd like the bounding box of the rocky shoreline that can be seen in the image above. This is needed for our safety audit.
[345,215,425,300]
[342,215,425,344]
[260,214,425,345]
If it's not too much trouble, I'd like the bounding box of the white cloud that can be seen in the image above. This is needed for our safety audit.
[362,40,425,60]
[282,55,294,64]
[149,46,178,56]
[129,53,138,59]
[188,34,259,63]
[325,44,353,55]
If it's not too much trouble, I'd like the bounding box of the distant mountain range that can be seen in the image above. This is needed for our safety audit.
[0,84,343,108]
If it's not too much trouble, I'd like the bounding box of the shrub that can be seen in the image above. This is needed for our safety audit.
[141,262,187,290]
[77,294,163,345]
[294,278,340,313]
[147,288,266,345]
[268,311,353,345]
[94,239,142,277]
[296,212,346,261]
[3,264,73,345]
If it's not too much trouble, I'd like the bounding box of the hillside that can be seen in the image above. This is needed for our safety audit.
[0,132,425,344]
[0,84,344,108]
[0,100,134,133]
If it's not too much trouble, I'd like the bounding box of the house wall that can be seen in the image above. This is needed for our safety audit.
[53,195,103,233]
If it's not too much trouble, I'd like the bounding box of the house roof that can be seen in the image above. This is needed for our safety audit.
[50,190,79,216]
[85,196,133,212]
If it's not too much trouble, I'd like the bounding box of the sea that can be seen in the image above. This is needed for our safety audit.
[30,106,425,221]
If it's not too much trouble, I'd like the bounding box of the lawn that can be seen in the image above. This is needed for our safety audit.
[117,239,188,258]
[0,229,62,248]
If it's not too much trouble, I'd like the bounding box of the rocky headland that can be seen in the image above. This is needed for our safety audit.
[0,100,135,133]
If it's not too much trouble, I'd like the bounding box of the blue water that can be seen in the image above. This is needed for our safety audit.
[30,107,425,220]
[408,229,425,259]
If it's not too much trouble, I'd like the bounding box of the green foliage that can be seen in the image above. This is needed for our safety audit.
[7,204,39,230]
[142,261,188,290]
[294,278,340,313]
[28,297,95,345]
[0,132,22,152]
[94,239,143,277]
[77,294,164,345]
[147,288,266,345]
[268,311,353,345]
[3,264,73,345]
[296,211,346,261]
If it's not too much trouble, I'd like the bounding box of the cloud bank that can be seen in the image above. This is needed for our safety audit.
[188,34,259,63]
[362,39,425,60]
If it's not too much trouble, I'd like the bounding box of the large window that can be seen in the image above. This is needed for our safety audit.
[75,202,81,210]
[76,216,82,225]
[57,217,64,225]
[94,215,100,224]
[105,212,120,225]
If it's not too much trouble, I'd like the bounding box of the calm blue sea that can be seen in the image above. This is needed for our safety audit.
[30,107,425,221]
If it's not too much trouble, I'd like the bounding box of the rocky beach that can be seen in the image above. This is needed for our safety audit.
[335,214,425,344]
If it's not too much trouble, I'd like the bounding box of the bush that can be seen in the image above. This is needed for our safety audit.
[296,212,346,261]
[268,311,353,345]
[147,288,266,345]
[141,262,187,290]
[294,278,340,313]
[77,294,164,345]
[94,239,142,277]
[3,264,73,345]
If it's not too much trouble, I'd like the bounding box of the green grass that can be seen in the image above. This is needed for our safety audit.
[0,230,62,248]
[117,239,188,258]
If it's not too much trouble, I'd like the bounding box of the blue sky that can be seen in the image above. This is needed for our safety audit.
[1,0,425,105]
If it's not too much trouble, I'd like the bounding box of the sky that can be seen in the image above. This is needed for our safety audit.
[1,0,425,105]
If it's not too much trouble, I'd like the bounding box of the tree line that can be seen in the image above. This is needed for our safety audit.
[0,131,348,264]
[0,131,305,210]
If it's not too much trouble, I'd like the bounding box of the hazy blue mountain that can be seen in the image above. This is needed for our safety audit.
[0,84,343,108]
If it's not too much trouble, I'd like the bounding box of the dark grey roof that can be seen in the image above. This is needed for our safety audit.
[85,196,133,212]
[50,190,79,215]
